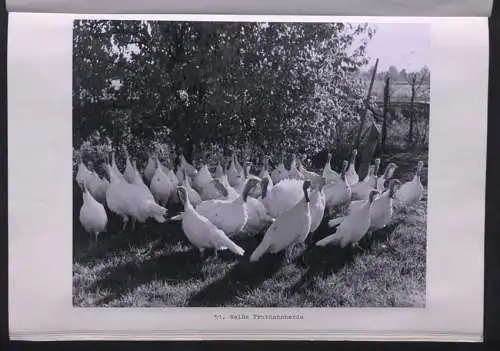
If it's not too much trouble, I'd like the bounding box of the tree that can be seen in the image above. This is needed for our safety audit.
[398,69,407,81]
[73,20,375,163]
[355,58,378,149]
[388,65,399,81]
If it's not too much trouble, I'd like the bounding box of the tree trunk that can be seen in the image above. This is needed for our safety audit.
[381,75,390,154]
[355,58,379,149]
[336,120,343,154]
[358,122,380,180]
[408,75,417,145]
[184,138,194,163]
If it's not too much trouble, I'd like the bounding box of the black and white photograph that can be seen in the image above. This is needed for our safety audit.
[72,19,430,308]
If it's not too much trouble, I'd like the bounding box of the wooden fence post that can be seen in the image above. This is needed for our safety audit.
[355,58,379,149]
[381,75,390,154]
[358,116,380,180]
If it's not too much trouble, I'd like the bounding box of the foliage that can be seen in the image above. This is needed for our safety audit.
[73,20,375,161]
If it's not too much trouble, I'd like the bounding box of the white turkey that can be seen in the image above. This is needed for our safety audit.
[241,161,262,198]
[150,157,175,207]
[211,178,240,200]
[351,162,397,201]
[345,149,359,185]
[176,186,245,259]
[75,156,92,190]
[316,189,379,249]
[179,154,198,178]
[212,178,273,234]
[105,163,167,234]
[110,151,126,182]
[365,158,381,188]
[376,162,398,192]
[179,169,203,208]
[85,161,108,204]
[227,152,244,188]
[322,152,339,183]
[394,160,424,211]
[123,151,136,184]
[79,183,108,248]
[128,159,153,196]
[324,160,351,213]
[193,154,220,201]
[261,177,304,219]
[309,177,327,235]
[298,158,321,182]
[288,154,305,180]
[270,152,289,184]
[195,178,260,237]
[214,156,225,179]
[143,152,157,184]
[329,179,401,231]
[250,179,312,262]
[362,165,375,183]
[258,155,272,181]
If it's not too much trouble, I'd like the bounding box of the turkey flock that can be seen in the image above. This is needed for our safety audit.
[75,147,425,262]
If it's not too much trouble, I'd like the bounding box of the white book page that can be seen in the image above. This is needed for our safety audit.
[5,0,494,16]
[8,13,487,341]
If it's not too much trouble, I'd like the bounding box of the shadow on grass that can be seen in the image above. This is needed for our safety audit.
[73,206,189,265]
[84,221,266,306]
[289,220,401,295]
[187,233,285,307]
[92,246,206,306]
[72,172,188,264]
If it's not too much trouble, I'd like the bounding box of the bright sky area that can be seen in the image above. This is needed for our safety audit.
[363,22,430,72]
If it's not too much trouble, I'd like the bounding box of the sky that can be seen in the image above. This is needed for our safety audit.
[363,23,430,72]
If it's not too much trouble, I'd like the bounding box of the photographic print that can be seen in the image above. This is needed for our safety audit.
[72,19,430,308]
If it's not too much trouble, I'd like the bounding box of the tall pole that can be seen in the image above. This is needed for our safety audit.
[355,58,379,149]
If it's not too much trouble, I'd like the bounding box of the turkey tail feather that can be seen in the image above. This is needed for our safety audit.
[148,202,167,223]
[250,237,271,262]
[328,217,344,227]
[316,233,341,247]
[219,233,245,256]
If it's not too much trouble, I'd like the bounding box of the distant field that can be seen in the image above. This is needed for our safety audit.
[73,152,428,308]
[369,80,430,103]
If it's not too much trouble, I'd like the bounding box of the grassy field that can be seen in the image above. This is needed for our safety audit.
[73,152,427,308]
[370,79,430,103]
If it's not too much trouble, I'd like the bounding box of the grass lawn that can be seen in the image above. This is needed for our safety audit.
[73,152,427,308]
